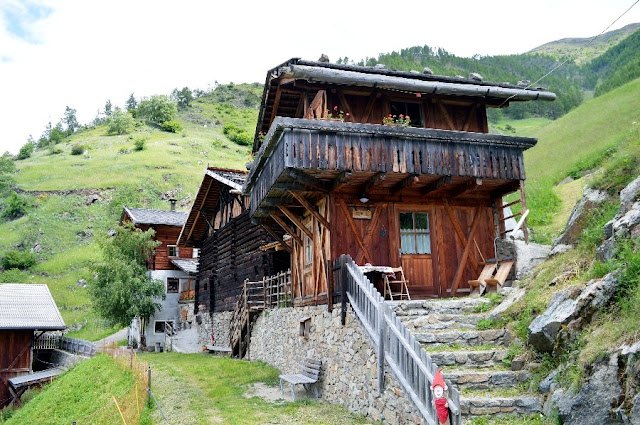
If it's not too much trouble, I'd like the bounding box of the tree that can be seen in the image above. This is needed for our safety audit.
[0,152,15,193]
[16,139,34,160]
[125,93,137,112]
[104,100,113,117]
[49,121,66,144]
[137,95,177,124]
[90,222,165,327]
[107,108,135,135]
[63,106,79,134]
[172,87,193,108]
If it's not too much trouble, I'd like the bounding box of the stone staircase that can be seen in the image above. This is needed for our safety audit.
[391,297,542,422]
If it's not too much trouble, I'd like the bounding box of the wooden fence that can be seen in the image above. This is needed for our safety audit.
[32,334,96,356]
[335,254,461,425]
[263,269,292,308]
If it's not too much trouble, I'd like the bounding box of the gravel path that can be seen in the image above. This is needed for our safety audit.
[93,328,128,348]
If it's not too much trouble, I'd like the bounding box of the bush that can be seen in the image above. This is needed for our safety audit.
[223,123,253,146]
[160,120,183,133]
[2,191,29,219]
[107,109,135,135]
[137,95,177,124]
[48,146,63,155]
[70,144,85,155]
[16,140,35,160]
[1,249,37,270]
[134,139,145,151]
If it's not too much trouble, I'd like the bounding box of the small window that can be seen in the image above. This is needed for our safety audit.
[154,320,174,333]
[304,226,312,267]
[167,278,179,293]
[390,101,423,127]
[400,212,431,254]
[192,248,200,258]
[168,245,179,257]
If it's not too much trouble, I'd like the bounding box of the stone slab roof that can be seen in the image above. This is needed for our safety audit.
[0,284,66,330]
[122,207,188,227]
[170,258,199,274]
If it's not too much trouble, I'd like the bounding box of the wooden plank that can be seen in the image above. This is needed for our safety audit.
[337,198,373,264]
[355,203,386,264]
[444,201,481,275]
[278,206,313,239]
[261,223,292,253]
[289,191,330,229]
[270,214,304,247]
[449,209,482,296]
[268,86,283,127]
[437,101,457,130]
[361,92,378,123]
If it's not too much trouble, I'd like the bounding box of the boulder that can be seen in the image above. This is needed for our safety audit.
[631,393,640,425]
[528,275,616,353]
[513,240,551,279]
[469,72,484,81]
[422,67,434,75]
[562,354,621,425]
[620,176,640,214]
[555,189,609,247]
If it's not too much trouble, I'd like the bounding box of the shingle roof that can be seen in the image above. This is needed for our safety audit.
[170,259,199,274]
[122,207,188,226]
[0,284,66,330]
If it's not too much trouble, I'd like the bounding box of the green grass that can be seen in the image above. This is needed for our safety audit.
[3,355,136,424]
[141,353,374,424]
[465,414,555,425]
[490,117,552,137]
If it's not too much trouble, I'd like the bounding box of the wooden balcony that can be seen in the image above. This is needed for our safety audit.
[245,117,537,217]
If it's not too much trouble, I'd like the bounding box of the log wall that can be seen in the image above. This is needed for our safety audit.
[0,330,32,408]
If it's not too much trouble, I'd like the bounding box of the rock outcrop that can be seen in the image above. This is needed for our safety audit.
[597,176,640,261]
[554,189,609,247]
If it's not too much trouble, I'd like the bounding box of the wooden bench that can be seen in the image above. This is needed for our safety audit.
[468,263,497,297]
[205,345,232,356]
[279,357,322,401]
[485,260,514,293]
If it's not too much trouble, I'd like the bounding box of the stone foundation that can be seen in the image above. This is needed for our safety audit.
[249,305,425,424]
[195,308,232,347]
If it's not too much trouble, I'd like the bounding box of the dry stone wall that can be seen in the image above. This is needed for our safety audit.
[249,305,426,425]
[196,310,232,347]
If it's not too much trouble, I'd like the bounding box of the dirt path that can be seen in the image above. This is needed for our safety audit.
[93,328,128,348]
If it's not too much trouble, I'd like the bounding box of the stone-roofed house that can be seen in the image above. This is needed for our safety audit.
[121,201,198,350]
[0,284,65,407]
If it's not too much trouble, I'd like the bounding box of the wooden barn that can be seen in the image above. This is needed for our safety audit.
[0,284,65,408]
[243,58,556,303]
[177,168,287,315]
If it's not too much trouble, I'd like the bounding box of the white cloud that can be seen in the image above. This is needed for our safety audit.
[0,0,638,154]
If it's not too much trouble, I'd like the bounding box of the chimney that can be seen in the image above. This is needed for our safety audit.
[169,199,177,212]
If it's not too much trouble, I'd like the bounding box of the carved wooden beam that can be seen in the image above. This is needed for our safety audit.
[289,191,330,229]
[421,175,451,195]
[391,174,420,195]
[270,214,303,247]
[278,206,313,239]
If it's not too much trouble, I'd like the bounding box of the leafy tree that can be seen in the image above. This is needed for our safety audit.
[49,121,66,144]
[137,95,177,124]
[90,222,165,327]
[125,93,137,111]
[104,100,113,117]
[107,108,134,135]
[63,106,79,134]
[16,139,34,160]
[172,87,194,108]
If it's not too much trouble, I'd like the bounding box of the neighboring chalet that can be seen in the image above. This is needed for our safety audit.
[0,284,65,408]
[177,168,286,319]
[121,203,198,349]
[243,58,556,302]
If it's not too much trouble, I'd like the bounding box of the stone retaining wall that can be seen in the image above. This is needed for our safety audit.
[196,310,232,347]
[249,305,425,425]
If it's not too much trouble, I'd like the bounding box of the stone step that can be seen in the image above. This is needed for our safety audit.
[460,395,542,417]
[402,313,484,331]
[429,349,509,368]
[416,329,512,347]
[390,298,491,316]
[443,369,531,390]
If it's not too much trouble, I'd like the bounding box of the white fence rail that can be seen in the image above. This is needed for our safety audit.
[336,254,461,425]
[33,333,96,356]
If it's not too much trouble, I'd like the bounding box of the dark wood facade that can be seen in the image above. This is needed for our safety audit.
[245,59,555,303]
[0,330,32,407]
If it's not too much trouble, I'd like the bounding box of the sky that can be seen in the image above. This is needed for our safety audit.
[1,0,639,154]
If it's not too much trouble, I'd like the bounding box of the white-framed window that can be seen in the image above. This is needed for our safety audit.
[192,248,200,259]
[400,212,431,254]
[168,245,179,257]
[154,320,174,333]
[167,277,179,293]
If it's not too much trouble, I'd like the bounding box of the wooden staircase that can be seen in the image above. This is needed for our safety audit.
[228,279,266,358]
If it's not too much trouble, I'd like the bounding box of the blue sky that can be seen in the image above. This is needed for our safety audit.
[0,0,639,154]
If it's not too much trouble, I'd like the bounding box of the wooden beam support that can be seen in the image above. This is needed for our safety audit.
[449,209,482,296]
[295,93,305,118]
[461,103,477,132]
[490,180,521,198]
[278,206,313,239]
[421,175,451,195]
[261,222,292,253]
[331,170,351,192]
[437,101,457,130]
[185,177,215,242]
[285,168,329,193]
[361,91,379,123]
[268,86,283,127]
[391,174,420,195]
[289,191,330,229]
[270,214,304,247]
[336,90,355,122]
[360,172,386,196]
[449,178,482,198]
[337,198,373,264]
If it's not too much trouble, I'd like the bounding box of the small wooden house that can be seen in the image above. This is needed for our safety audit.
[177,168,286,315]
[0,284,65,408]
[121,204,198,348]
[243,58,555,303]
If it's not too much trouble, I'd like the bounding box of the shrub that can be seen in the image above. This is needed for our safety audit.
[2,191,29,219]
[16,140,35,160]
[1,249,37,270]
[223,123,253,146]
[134,139,145,151]
[161,120,183,133]
[70,144,85,155]
[107,109,135,135]
[48,146,63,155]
[137,95,177,124]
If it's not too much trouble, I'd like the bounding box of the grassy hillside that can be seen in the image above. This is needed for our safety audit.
[0,84,259,339]
[529,22,640,65]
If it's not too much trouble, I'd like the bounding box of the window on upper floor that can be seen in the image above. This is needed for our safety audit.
[168,245,179,257]
[167,277,179,293]
[192,248,200,259]
[390,101,423,127]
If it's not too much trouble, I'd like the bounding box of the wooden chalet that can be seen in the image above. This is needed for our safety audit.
[0,284,65,408]
[244,58,556,302]
[177,168,287,314]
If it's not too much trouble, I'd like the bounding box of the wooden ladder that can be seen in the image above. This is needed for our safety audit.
[229,279,267,359]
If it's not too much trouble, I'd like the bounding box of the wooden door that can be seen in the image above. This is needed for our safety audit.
[397,210,438,298]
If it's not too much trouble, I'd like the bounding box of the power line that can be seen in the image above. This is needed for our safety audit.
[499,0,640,107]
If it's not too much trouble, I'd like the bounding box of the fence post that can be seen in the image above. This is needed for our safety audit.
[377,300,386,394]
[340,256,348,326]
[146,366,151,406]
